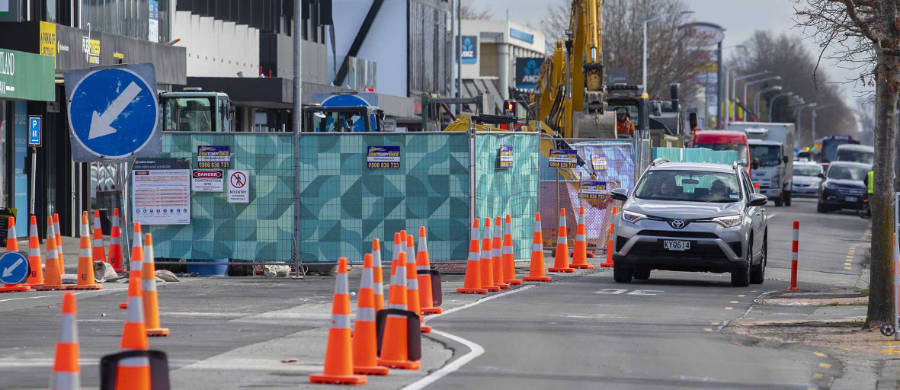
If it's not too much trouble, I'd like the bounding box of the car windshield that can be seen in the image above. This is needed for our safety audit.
[826,165,869,181]
[749,145,780,167]
[694,143,748,166]
[793,165,822,177]
[634,170,742,203]
[835,149,874,165]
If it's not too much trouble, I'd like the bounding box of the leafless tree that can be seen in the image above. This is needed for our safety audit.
[460,1,493,20]
[728,31,856,145]
[797,0,898,329]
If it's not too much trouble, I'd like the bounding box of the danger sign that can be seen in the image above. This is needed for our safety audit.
[227,170,249,203]
[192,170,223,192]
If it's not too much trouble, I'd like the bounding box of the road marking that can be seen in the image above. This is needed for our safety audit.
[812,373,823,379]
[724,306,733,310]
[703,328,712,332]
[818,363,831,369]
[737,294,745,298]
[711,321,720,326]
[813,352,828,358]
[405,285,533,390]
[593,288,663,296]
[0,294,48,303]
[729,300,739,304]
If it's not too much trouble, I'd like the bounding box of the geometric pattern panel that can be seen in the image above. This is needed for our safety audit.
[148,133,295,262]
[298,133,470,263]
[473,133,540,260]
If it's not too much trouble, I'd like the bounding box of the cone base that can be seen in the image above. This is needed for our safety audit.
[572,264,595,269]
[421,324,432,333]
[147,328,170,337]
[354,365,389,376]
[422,307,443,314]
[457,288,488,294]
[377,359,421,370]
[496,282,510,290]
[599,262,614,268]
[786,286,799,291]
[549,267,576,273]
[485,286,500,292]
[506,279,523,285]
[33,285,62,291]
[67,284,102,290]
[0,284,31,292]
[586,251,596,258]
[119,302,128,309]
[309,373,367,385]
[523,276,552,282]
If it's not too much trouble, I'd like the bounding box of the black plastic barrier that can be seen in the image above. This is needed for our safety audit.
[99,350,170,390]
[375,308,422,361]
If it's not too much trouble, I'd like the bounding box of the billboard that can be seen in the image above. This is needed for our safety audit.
[461,35,477,64]
[515,57,543,89]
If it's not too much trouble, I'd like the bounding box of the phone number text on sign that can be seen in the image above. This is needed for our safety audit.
[366,146,400,169]
[548,149,577,168]
[580,180,608,200]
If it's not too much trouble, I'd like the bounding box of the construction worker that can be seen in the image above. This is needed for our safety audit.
[616,108,635,138]
[862,168,874,218]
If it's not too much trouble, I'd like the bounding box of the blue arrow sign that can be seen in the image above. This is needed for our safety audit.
[28,116,41,146]
[0,252,28,285]
[65,64,161,160]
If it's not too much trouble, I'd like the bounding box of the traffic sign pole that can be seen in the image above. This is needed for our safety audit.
[27,115,41,216]
[29,147,36,215]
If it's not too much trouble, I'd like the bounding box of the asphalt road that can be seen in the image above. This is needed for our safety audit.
[0,197,869,389]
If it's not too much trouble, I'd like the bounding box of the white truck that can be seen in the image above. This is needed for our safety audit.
[726,122,796,207]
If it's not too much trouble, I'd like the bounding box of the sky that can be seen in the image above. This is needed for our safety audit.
[472,0,873,105]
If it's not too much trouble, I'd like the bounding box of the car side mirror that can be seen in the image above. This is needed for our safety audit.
[751,161,760,170]
[782,156,788,164]
[610,188,628,202]
[749,193,768,207]
[817,173,825,179]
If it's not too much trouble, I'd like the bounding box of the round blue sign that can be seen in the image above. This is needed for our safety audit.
[67,68,159,159]
[0,252,29,285]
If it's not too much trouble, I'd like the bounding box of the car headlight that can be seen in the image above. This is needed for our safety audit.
[622,210,647,224]
[712,214,742,228]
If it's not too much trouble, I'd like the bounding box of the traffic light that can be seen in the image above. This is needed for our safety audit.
[504,100,516,113]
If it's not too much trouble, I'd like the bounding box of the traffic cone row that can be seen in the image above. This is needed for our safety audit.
[0,217,31,292]
[459,215,527,293]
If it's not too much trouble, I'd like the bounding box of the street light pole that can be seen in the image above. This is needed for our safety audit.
[642,11,693,95]
[754,85,782,115]
[767,92,793,121]
[794,102,817,145]
[743,75,781,108]
[732,71,768,101]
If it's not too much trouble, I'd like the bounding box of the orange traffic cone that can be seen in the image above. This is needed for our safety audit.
[492,217,510,290]
[25,216,44,287]
[371,238,385,312]
[116,265,151,390]
[600,207,616,268]
[352,253,389,376]
[120,223,144,310]
[70,211,101,290]
[378,252,421,370]
[458,219,487,294]
[109,208,123,272]
[92,210,107,263]
[416,227,442,315]
[523,213,552,282]
[50,292,80,390]
[310,257,367,385]
[54,213,64,277]
[405,235,430,334]
[571,206,594,269]
[142,233,168,337]
[549,209,575,273]
[502,214,522,285]
[480,218,499,292]
[36,219,63,291]
[0,217,30,293]
[391,232,403,277]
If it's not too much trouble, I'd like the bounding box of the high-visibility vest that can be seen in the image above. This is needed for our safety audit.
[867,170,874,194]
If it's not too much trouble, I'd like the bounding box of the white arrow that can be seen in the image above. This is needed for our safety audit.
[89,81,142,140]
[2,258,24,278]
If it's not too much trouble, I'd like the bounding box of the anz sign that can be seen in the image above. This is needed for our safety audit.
[461,35,477,64]
[515,57,544,90]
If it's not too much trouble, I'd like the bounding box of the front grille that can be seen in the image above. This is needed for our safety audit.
[729,242,742,257]
[637,230,718,239]
[615,236,627,252]
[628,240,727,259]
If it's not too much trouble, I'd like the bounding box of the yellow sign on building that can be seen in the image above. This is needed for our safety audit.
[39,21,57,67]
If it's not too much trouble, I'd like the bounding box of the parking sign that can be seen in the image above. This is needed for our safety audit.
[28,115,41,146]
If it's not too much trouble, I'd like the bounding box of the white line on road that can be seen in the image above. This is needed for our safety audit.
[405,285,535,390]
[0,294,48,303]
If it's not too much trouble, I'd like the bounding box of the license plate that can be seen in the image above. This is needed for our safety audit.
[845,196,858,202]
[663,240,691,251]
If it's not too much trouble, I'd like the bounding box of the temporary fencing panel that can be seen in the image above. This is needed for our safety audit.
[652,147,738,164]
[149,133,295,262]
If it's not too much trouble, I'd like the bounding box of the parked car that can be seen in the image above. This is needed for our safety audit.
[610,161,768,287]
[791,161,824,198]
[817,161,870,213]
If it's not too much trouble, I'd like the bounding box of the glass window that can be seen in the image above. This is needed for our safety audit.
[749,145,781,167]
[826,165,869,181]
[164,97,213,132]
[634,170,741,203]
[835,149,874,165]
[793,164,822,177]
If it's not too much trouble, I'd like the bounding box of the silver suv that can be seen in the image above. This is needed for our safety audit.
[609,161,769,287]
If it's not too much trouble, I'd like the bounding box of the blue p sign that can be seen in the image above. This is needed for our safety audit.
[28,116,41,146]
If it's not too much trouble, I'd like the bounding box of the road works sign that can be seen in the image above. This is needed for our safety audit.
[0,252,28,285]
[64,64,161,161]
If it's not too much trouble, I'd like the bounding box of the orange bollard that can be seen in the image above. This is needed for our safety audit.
[549,209,575,273]
[50,292,80,390]
[457,219,487,294]
[0,217,30,292]
[416,226,442,314]
[69,212,101,290]
[600,207,616,268]
[25,216,44,287]
[109,208,123,272]
[502,214,522,285]
[120,223,144,310]
[371,238,385,312]
[377,252,420,370]
[352,254,389,376]
[523,213,552,282]
[788,221,799,291]
[405,235,429,333]
[92,210,107,263]
[36,219,63,291]
[116,266,151,390]
[142,233,168,337]
[480,218,499,292]
[571,206,594,269]
[54,213,64,277]
[310,257,367,385]
[492,217,510,290]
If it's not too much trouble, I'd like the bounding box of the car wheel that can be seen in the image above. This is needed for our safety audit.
[817,202,827,213]
[633,266,651,280]
[731,239,751,287]
[784,191,792,206]
[774,196,783,207]
[750,235,766,284]
[613,262,633,283]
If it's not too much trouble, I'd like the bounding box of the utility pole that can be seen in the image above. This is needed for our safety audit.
[293,0,303,277]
